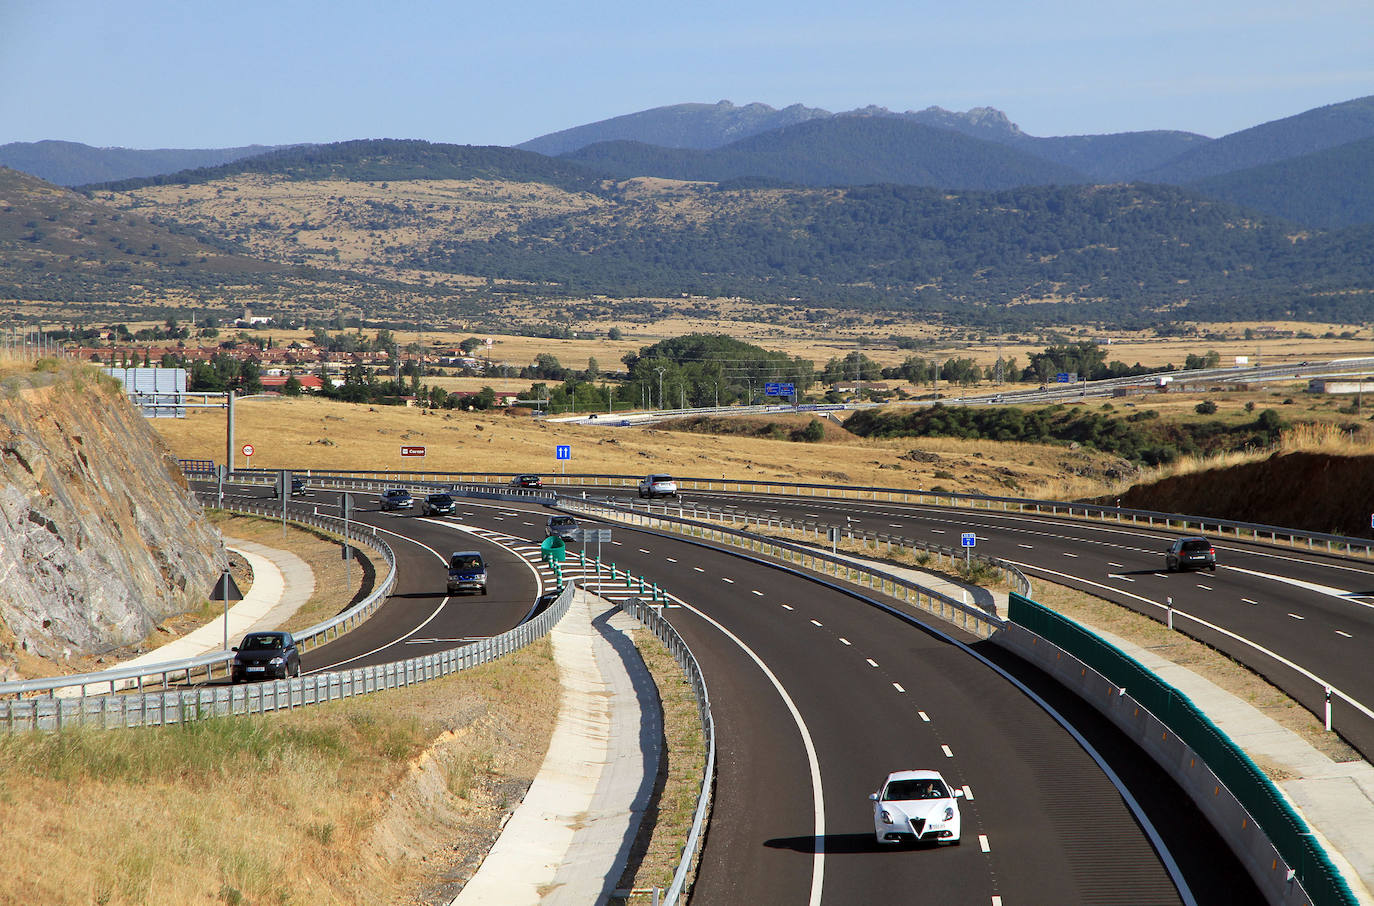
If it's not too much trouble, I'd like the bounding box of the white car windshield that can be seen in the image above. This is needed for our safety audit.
[885,779,949,800]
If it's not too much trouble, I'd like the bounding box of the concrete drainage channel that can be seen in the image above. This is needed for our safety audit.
[556,495,1360,906]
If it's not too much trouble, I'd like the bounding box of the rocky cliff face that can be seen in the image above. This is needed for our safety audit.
[0,366,225,679]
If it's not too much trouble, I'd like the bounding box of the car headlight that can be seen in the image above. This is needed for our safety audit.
[477,573,487,582]
[880,809,893,825]
[270,657,285,666]
[944,806,955,821]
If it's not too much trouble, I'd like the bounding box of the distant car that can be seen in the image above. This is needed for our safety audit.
[1166,536,1216,572]
[638,474,678,499]
[870,769,963,845]
[547,514,579,539]
[447,551,488,596]
[290,477,306,496]
[230,631,301,682]
[423,493,456,516]
[511,474,543,489]
[380,488,413,511]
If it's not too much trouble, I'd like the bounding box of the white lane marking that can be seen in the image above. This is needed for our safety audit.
[992,895,1002,905]
[1289,613,1305,620]
[811,619,823,628]
[638,548,651,553]
[1008,559,1374,723]
[666,557,677,563]
[1108,561,1124,567]
[659,593,827,904]
[941,744,953,758]
[722,577,735,584]
[1225,564,1374,612]
[782,604,794,611]
[1020,543,1035,549]
[693,567,705,573]
[611,540,622,545]
[1337,630,1353,638]
[930,529,945,534]
[1063,552,1078,558]
[893,682,906,693]
[866,658,879,668]
[1196,584,1212,590]
[752,590,765,596]
[1154,573,1170,578]
[1242,598,1259,605]
[1109,574,1135,582]
[918,711,930,722]
[890,523,904,527]
[806,513,820,517]
[962,785,974,800]
[521,521,533,526]
[839,637,850,645]
[980,835,991,853]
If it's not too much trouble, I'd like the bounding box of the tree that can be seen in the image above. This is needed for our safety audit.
[282,374,303,396]
[607,327,623,340]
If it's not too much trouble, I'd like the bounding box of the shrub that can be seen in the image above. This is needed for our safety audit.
[1195,400,1218,415]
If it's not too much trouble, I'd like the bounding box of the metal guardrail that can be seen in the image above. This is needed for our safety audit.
[0,581,575,732]
[218,468,1374,561]
[558,498,1005,638]
[619,597,714,906]
[615,497,1033,598]
[0,498,398,703]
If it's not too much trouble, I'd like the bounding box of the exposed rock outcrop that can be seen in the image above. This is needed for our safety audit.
[0,367,225,679]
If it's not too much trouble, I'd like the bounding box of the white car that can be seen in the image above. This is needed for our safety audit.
[870,769,963,845]
[638,474,678,499]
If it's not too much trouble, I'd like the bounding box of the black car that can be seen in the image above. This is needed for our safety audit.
[1166,536,1217,572]
[511,474,543,489]
[423,493,456,516]
[230,631,301,682]
[290,477,306,496]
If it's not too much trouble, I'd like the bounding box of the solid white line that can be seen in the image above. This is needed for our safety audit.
[941,744,953,757]
[1225,564,1374,612]
[1337,630,1353,638]
[866,658,879,668]
[893,682,906,693]
[979,834,990,852]
[918,711,930,722]
[660,593,827,904]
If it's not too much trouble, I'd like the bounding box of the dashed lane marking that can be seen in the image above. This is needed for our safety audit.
[1289,613,1305,620]
[693,567,705,573]
[782,604,794,611]
[941,744,953,757]
[639,548,651,553]
[722,577,735,584]
[811,619,823,627]
[1109,574,1135,582]
[1197,584,1212,590]
[866,658,879,668]
[980,835,991,853]
[1063,552,1078,558]
[918,711,930,722]
[962,785,974,800]
[666,557,677,563]
[1242,598,1259,605]
[839,637,850,646]
[893,682,906,693]
[1020,544,1035,549]
[1108,561,1124,567]
[752,590,764,596]
[1337,630,1353,638]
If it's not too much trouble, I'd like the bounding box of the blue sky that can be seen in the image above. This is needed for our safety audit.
[2,0,1371,148]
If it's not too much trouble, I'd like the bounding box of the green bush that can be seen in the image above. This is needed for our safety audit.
[1195,400,1218,415]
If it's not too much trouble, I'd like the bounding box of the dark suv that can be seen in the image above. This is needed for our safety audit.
[423,493,456,516]
[231,631,301,681]
[1166,536,1216,572]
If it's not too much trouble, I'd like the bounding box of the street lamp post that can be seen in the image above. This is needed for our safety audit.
[656,367,665,410]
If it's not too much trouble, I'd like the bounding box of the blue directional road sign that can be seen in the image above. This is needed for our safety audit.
[555,445,571,460]
[765,382,796,396]
[1055,373,1071,383]
[960,532,977,547]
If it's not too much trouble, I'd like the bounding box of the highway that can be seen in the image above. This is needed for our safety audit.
[584,484,1374,760]
[220,478,1261,902]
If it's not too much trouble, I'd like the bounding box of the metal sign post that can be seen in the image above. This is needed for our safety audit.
[828,526,839,555]
[341,492,353,594]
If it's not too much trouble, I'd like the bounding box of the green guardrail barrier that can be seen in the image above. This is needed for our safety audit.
[1008,592,1357,906]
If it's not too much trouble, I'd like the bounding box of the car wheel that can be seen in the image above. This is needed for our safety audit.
[482,588,488,596]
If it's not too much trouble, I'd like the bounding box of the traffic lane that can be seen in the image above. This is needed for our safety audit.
[655,492,1374,709]
[603,531,1201,903]
[297,511,540,673]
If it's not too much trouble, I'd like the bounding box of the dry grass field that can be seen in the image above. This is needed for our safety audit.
[148,393,1134,495]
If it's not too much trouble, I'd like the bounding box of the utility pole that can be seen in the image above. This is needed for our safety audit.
[656,367,665,410]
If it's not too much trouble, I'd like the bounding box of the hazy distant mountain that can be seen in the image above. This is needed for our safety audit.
[0,140,293,186]
[562,115,1087,190]
[1140,95,1374,183]
[85,139,606,194]
[516,100,832,156]
[1189,136,1374,228]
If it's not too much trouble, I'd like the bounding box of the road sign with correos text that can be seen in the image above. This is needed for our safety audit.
[961,532,977,547]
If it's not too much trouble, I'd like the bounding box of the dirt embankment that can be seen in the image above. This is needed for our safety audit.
[1111,451,1374,537]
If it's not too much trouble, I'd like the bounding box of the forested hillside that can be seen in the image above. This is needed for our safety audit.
[1190,136,1374,229]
